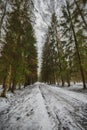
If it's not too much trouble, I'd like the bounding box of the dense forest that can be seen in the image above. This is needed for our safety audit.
[0,0,87,97]
[0,0,38,97]
[41,0,87,89]
[0,1,87,129]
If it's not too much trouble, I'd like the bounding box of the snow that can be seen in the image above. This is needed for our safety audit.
[40,84,87,130]
[0,83,87,130]
[51,84,87,104]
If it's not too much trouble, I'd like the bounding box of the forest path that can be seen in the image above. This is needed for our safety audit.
[0,83,87,130]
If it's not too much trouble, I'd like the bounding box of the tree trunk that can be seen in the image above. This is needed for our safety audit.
[74,0,87,29]
[18,83,21,90]
[8,82,12,91]
[67,74,71,87]
[61,79,65,87]
[11,78,16,93]
[0,65,12,97]
[0,0,7,36]
[67,79,70,87]
[2,76,6,89]
[66,1,86,89]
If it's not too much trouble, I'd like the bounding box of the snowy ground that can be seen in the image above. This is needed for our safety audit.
[0,83,87,130]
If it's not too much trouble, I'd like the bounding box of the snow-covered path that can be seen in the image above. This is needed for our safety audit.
[0,83,87,130]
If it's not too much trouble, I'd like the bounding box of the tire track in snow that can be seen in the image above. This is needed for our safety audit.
[0,85,53,130]
[39,85,87,130]
[0,84,87,130]
[39,86,60,130]
[45,86,87,130]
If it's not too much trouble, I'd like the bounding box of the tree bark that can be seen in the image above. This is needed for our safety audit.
[74,0,87,29]
[11,78,16,93]
[61,79,65,87]
[67,79,70,87]
[0,65,12,97]
[2,76,6,88]
[66,1,86,89]
[0,0,8,36]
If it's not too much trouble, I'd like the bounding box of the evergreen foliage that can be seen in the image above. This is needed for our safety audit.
[41,0,87,89]
[0,0,38,97]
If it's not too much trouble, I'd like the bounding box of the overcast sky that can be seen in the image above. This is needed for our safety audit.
[33,0,63,75]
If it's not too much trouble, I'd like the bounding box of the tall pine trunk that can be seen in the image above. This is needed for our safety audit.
[66,1,86,89]
[67,79,70,87]
[74,0,87,29]
[0,0,7,37]
[11,77,16,93]
[2,76,6,89]
[61,78,65,87]
[0,65,12,97]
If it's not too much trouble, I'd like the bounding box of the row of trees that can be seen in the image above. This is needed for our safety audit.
[0,0,38,97]
[41,0,87,89]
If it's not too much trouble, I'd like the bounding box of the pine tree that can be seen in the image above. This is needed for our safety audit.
[60,0,86,88]
[41,13,67,85]
[0,0,8,37]
[74,0,87,29]
[0,0,38,97]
